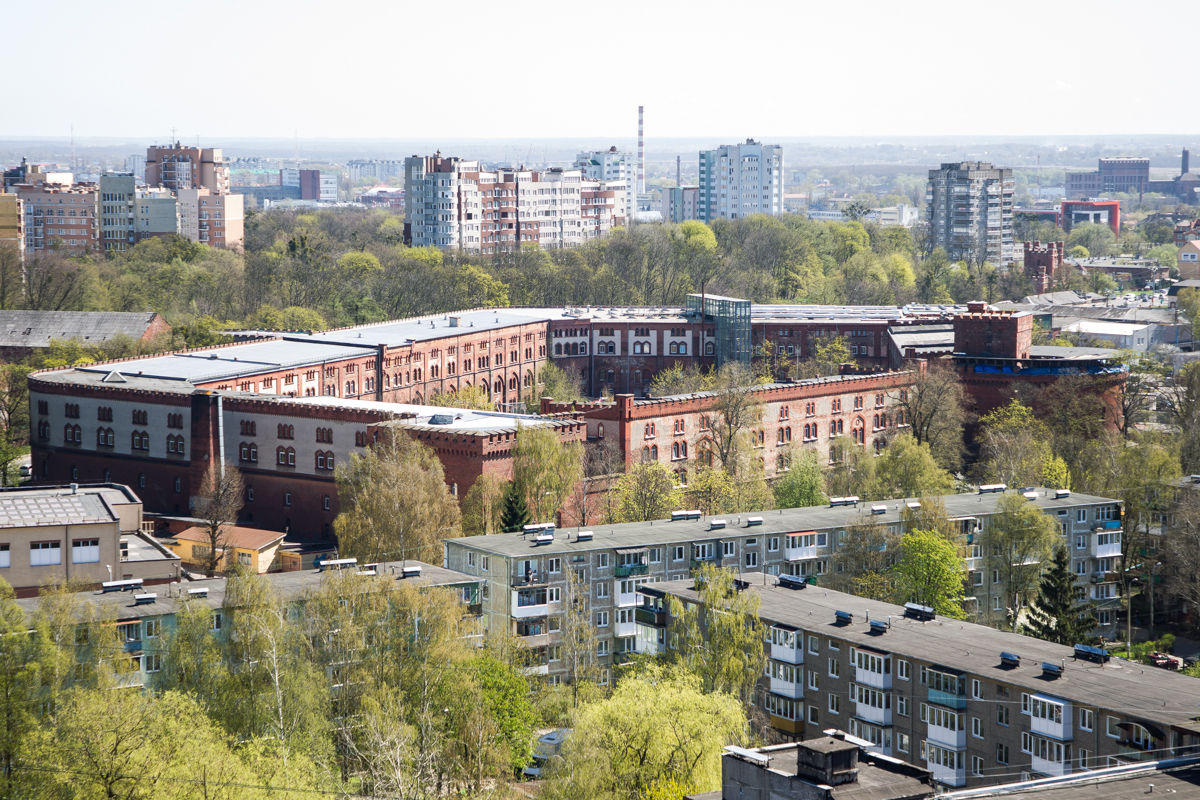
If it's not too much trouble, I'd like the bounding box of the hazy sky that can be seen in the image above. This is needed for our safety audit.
[10,0,1196,141]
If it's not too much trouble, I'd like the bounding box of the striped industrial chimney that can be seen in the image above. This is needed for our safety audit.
[638,106,645,195]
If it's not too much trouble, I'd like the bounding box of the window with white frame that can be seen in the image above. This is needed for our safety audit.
[596,611,609,627]
[30,541,61,567]
[596,583,609,599]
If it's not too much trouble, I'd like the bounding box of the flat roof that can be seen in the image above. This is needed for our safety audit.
[72,339,369,384]
[1061,319,1151,335]
[940,761,1200,800]
[448,489,1117,559]
[266,308,565,348]
[13,560,477,623]
[0,484,140,527]
[655,578,1200,732]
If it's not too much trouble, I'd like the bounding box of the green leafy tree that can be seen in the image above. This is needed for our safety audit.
[871,433,954,499]
[499,480,531,532]
[668,564,765,703]
[334,434,462,563]
[893,529,967,619]
[974,400,1052,488]
[431,384,493,410]
[611,463,681,523]
[543,665,746,800]
[1021,545,1096,645]
[1067,222,1116,258]
[512,424,583,523]
[461,473,507,536]
[892,359,968,471]
[827,514,901,601]
[469,654,537,772]
[773,449,826,508]
[979,492,1060,631]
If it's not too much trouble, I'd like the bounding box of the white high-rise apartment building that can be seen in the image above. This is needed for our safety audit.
[697,139,784,221]
[405,154,594,253]
[575,148,636,227]
[926,162,1015,265]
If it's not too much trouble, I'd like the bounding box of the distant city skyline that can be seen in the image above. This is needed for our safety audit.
[8,0,1198,140]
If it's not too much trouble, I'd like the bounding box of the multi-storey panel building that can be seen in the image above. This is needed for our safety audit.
[643,579,1200,788]
[575,148,636,228]
[926,162,1015,265]
[0,191,23,258]
[15,182,98,256]
[134,187,180,242]
[443,489,1124,685]
[698,139,784,221]
[176,188,244,251]
[145,143,230,193]
[12,560,481,689]
[98,173,137,253]
[404,154,587,252]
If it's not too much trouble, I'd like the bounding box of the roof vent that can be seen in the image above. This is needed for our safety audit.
[709,519,727,530]
[534,530,554,545]
[745,516,763,527]
[906,501,922,510]
[1073,643,1110,663]
[400,565,423,579]
[1055,489,1071,499]
[870,504,887,515]
[869,619,888,634]
[1042,661,1064,678]
[829,496,859,507]
[101,578,143,593]
[1023,490,1039,500]
[834,610,853,625]
[1000,651,1021,667]
[101,371,127,383]
[576,530,594,542]
[671,510,701,521]
[133,593,157,606]
[188,587,209,599]
[428,414,454,425]
[978,483,1007,493]
[903,602,935,621]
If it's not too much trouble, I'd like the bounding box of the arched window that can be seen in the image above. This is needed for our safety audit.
[777,429,785,445]
[634,371,642,385]
[249,443,257,462]
[681,442,687,458]
[608,342,617,354]
[672,442,680,459]
[524,371,533,388]
[554,343,562,355]
[579,343,587,355]
[509,374,518,391]
[785,426,792,442]
[678,469,688,486]
[678,343,687,355]
[644,424,651,438]
[837,419,844,434]
[494,379,503,394]
[633,342,642,354]
[642,446,650,463]
[606,369,615,383]
[669,342,678,354]
[597,423,605,439]
[316,452,325,470]
[705,342,714,355]
[277,447,287,465]
[829,422,836,437]
[287,447,296,466]
[777,454,785,471]
[650,445,658,460]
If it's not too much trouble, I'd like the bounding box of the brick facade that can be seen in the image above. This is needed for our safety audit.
[952,305,1031,360]
[1023,241,1064,295]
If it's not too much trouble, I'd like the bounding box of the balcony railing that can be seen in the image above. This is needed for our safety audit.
[615,564,649,578]
[927,688,967,710]
[512,571,548,587]
[635,607,667,627]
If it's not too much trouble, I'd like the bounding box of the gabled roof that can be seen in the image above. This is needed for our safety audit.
[174,525,286,552]
[0,311,164,349]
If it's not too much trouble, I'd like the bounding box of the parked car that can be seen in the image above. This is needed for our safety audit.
[1148,652,1180,670]
[523,729,570,778]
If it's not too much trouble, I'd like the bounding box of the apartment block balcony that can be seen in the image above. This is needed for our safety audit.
[769,674,803,700]
[512,587,548,619]
[635,607,667,627]
[511,570,548,587]
[927,688,967,710]
[1031,754,1072,777]
[927,720,966,749]
[1091,530,1122,559]
[615,564,648,578]
[927,760,965,788]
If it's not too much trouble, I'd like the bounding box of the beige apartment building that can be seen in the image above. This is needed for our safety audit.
[14,183,99,257]
[145,143,231,193]
[176,188,244,251]
[0,192,22,256]
[0,483,179,596]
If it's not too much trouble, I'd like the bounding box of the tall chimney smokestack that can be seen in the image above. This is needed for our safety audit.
[638,106,645,196]
[1184,149,1191,177]
[676,155,681,190]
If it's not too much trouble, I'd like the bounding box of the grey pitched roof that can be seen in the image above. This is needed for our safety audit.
[0,311,162,349]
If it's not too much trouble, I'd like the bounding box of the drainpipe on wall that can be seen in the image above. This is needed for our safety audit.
[216,394,225,477]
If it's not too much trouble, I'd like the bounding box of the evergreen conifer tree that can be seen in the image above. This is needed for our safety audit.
[499,482,531,533]
[1021,545,1096,645]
